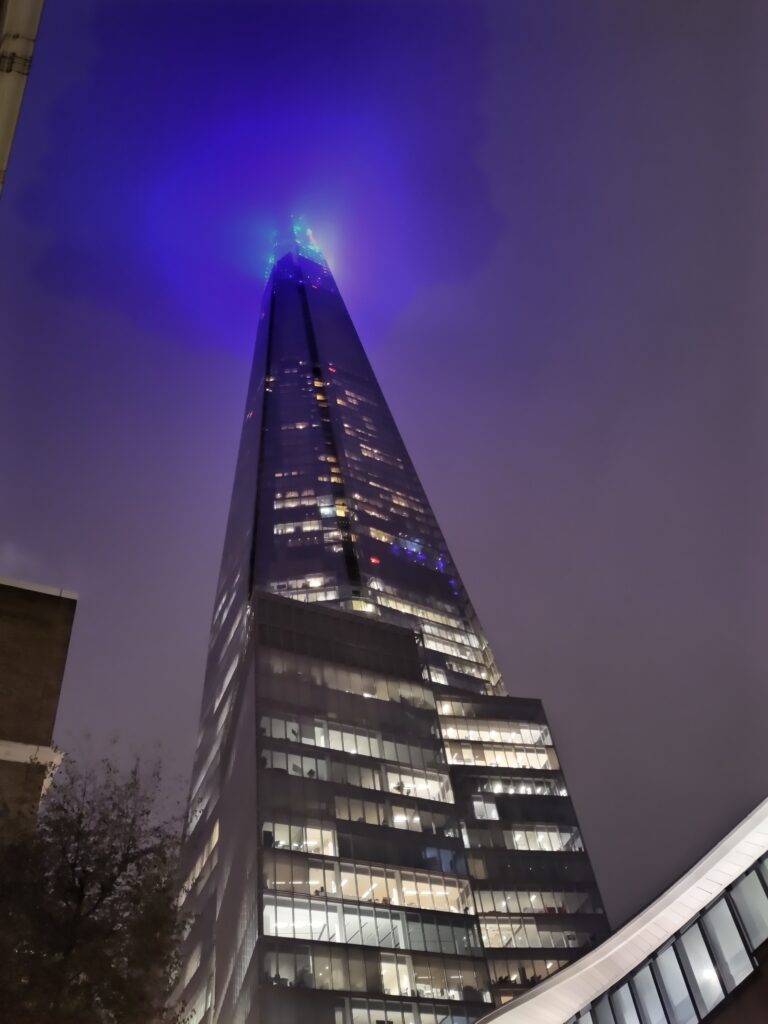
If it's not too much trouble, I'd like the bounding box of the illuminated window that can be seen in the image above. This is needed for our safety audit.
[472,798,499,821]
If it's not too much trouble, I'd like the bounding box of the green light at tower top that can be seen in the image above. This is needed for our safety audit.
[265,216,328,279]
[292,216,327,265]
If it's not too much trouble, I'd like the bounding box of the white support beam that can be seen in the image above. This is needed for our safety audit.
[478,795,768,1024]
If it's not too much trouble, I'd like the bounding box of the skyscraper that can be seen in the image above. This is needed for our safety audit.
[179,224,608,1024]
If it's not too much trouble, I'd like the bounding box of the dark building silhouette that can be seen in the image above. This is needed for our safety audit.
[0,577,74,829]
[178,224,608,1024]
[0,0,46,195]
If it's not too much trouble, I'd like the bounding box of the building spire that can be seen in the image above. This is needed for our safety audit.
[265,216,327,278]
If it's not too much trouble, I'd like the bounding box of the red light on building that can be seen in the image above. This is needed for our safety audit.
[369,555,381,565]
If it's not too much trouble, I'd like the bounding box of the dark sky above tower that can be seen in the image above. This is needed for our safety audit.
[1,0,766,928]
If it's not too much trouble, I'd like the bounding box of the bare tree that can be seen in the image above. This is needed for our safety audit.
[0,755,188,1024]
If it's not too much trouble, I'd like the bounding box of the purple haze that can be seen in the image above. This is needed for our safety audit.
[1,0,767,927]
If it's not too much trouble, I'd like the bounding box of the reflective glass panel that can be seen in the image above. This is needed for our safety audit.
[593,995,616,1024]
[631,965,666,1024]
[701,899,752,991]
[677,923,723,1015]
[654,947,697,1024]
[610,983,641,1024]
[731,872,768,950]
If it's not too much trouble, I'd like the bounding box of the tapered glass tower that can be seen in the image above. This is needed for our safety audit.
[179,224,608,1024]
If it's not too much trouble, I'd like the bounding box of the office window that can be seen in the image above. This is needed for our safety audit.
[262,821,337,857]
[472,798,499,821]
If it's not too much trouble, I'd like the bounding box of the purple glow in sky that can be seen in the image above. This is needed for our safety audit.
[2,0,767,927]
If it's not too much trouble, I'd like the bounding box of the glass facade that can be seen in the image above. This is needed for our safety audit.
[178,231,607,1024]
[564,852,768,1024]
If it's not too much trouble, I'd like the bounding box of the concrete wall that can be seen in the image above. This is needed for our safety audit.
[0,578,75,822]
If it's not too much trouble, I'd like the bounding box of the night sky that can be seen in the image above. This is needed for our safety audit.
[2,0,767,928]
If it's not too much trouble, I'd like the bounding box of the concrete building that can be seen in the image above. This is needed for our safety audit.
[0,0,45,194]
[0,577,75,825]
